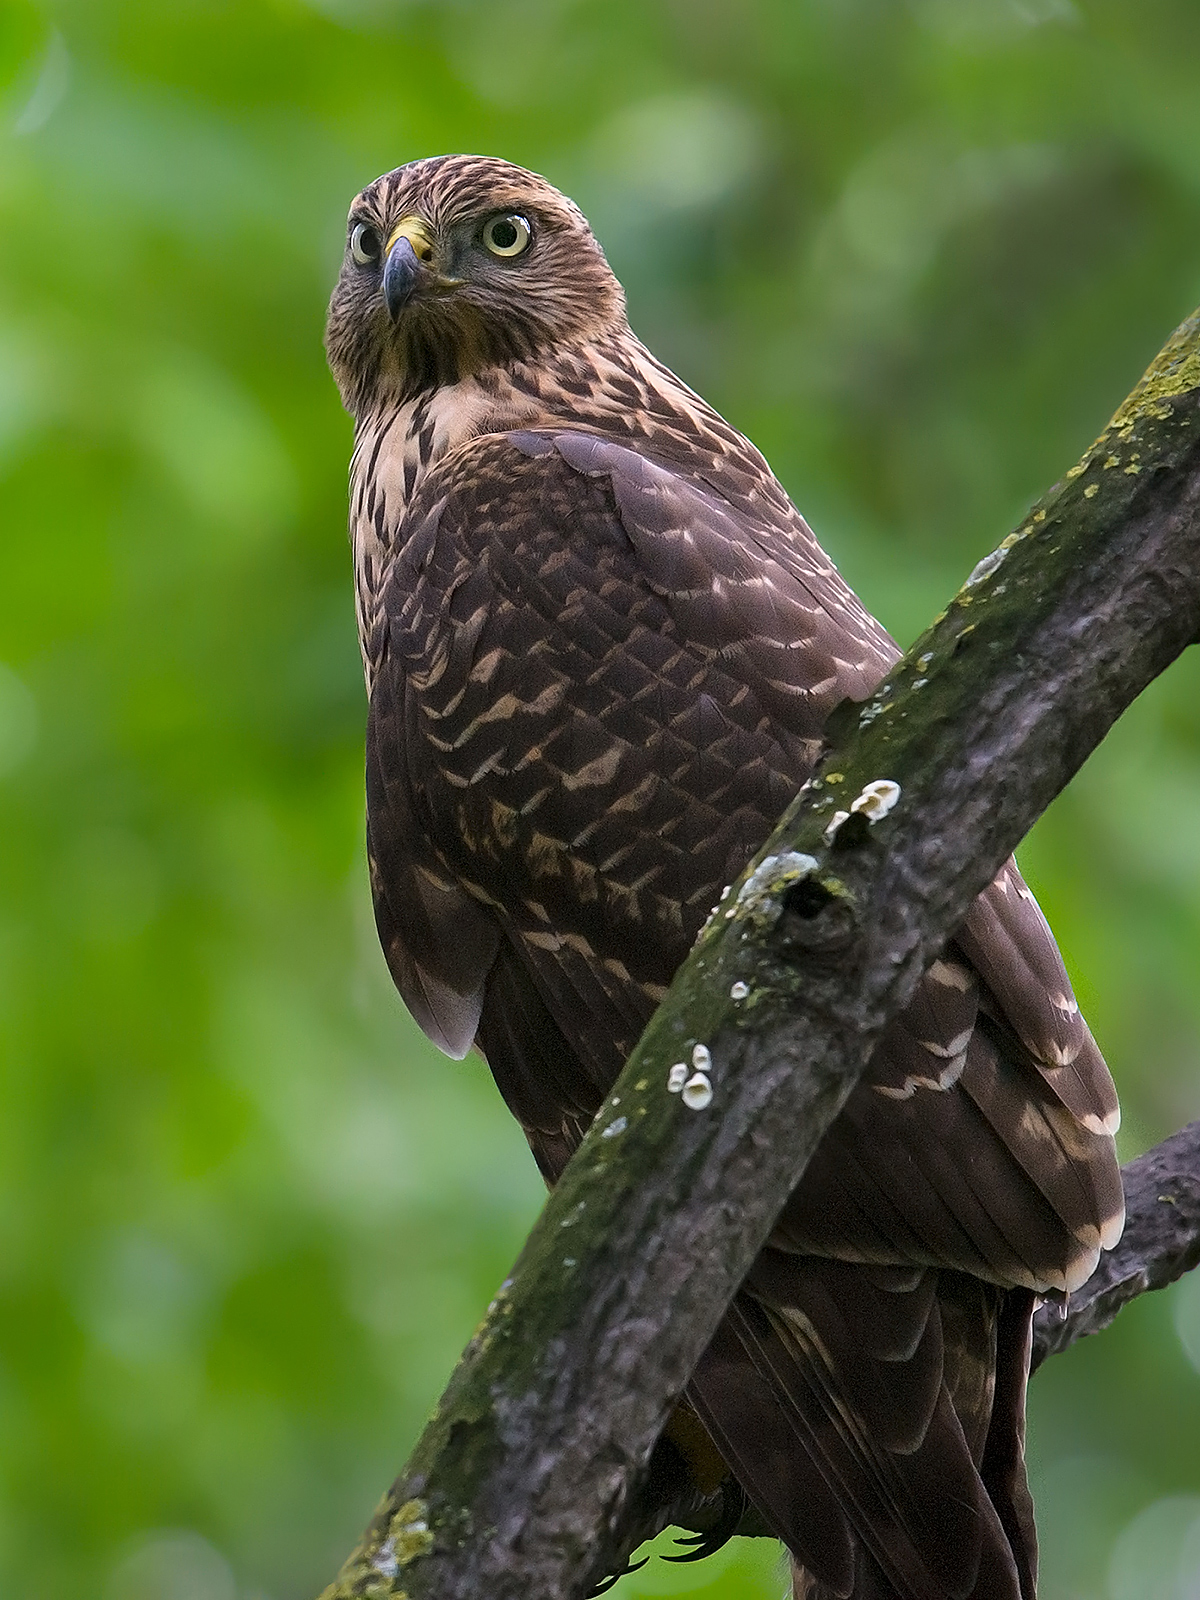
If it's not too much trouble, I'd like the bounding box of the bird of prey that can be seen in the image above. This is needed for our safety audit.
[325,154,1123,1600]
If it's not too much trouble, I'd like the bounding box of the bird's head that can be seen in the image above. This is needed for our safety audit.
[325,154,628,415]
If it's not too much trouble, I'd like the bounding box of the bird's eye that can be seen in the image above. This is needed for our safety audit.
[482,213,532,259]
[350,222,381,267]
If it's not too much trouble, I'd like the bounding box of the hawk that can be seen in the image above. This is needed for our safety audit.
[325,155,1123,1600]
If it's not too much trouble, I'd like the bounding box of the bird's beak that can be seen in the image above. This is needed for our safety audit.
[383,234,421,321]
[382,216,458,321]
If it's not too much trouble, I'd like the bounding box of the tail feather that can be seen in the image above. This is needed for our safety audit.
[687,1260,1036,1600]
[687,1311,857,1596]
[978,1289,1037,1600]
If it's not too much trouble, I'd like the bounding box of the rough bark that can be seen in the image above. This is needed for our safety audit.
[320,310,1200,1600]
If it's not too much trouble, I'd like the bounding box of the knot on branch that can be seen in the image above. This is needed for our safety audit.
[729,850,861,960]
[776,875,857,955]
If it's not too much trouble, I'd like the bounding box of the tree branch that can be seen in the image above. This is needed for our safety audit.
[1032,1119,1200,1369]
[320,311,1200,1600]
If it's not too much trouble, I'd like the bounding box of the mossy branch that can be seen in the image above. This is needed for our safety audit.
[320,310,1200,1600]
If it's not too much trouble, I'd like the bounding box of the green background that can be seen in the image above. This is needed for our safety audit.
[2,1,1200,1596]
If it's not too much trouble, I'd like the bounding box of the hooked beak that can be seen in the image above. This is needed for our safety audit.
[382,216,459,321]
[383,235,422,321]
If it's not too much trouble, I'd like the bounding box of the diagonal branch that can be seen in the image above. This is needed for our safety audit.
[320,311,1200,1600]
[1031,1119,1200,1370]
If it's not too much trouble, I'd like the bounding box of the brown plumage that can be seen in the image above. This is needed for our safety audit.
[326,155,1124,1600]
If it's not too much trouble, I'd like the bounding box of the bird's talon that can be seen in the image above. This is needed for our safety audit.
[662,1538,719,1564]
[586,1554,649,1595]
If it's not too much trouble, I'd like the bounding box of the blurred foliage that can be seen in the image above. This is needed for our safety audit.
[3,1,1200,1596]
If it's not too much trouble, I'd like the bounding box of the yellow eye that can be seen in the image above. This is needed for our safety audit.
[350,221,381,266]
[482,213,532,258]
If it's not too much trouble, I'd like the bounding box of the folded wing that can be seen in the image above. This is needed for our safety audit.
[364,427,1122,1599]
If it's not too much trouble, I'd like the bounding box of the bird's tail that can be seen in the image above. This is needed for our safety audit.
[688,1259,1038,1600]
